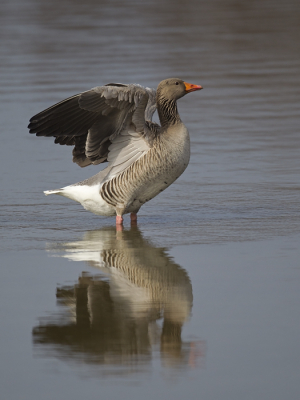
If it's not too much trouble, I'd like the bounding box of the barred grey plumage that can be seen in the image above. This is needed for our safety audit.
[28,78,202,225]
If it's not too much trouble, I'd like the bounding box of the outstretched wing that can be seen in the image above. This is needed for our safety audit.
[28,83,157,168]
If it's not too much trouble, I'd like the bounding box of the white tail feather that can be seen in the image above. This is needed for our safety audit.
[44,189,63,196]
[43,184,115,216]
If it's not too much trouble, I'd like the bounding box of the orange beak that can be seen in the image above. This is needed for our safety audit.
[184,82,203,93]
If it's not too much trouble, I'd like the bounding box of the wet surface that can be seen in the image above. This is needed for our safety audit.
[33,227,199,374]
[1,0,300,399]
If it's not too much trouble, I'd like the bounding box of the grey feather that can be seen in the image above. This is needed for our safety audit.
[104,127,150,180]
[145,88,157,121]
[28,82,157,168]
[106,152,146,182]
[132,91,149,133]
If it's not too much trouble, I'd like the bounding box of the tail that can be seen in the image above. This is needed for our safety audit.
[44,189,64,196]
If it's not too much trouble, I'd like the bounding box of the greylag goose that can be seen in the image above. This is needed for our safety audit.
[28,78,202,225]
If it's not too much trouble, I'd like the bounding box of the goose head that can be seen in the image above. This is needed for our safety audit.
[157,78,203,101]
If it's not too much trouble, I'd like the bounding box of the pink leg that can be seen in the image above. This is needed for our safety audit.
[116,215,124,225]
[130,213,138,224]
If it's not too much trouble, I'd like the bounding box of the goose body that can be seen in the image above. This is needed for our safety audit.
[28,78,202,224]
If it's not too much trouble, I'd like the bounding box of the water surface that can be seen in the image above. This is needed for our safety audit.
[1,0,300,399]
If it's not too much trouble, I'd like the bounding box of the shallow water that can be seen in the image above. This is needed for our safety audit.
[1,0,300,399]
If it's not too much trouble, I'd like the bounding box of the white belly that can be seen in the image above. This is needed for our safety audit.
[55,184,116,216]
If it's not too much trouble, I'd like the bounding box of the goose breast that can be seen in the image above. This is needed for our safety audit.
[101,123,190,214]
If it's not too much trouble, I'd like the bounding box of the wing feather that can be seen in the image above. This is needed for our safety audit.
[28,83,157,168]
[103,127,150,180]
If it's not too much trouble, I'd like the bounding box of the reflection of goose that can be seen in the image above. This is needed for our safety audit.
[59,227,193,325]
[33,227,204,371]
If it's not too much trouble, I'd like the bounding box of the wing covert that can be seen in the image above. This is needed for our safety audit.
[28,83,156,168]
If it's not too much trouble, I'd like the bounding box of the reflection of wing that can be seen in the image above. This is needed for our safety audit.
[28,84,157,168]
[34,227,201,371]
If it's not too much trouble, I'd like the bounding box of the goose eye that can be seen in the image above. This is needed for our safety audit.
[175,82,179,85]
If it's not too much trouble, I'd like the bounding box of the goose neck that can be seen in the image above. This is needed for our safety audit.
[157,95,181,128]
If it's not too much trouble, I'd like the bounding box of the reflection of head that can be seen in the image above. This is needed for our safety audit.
[34,227,198,372]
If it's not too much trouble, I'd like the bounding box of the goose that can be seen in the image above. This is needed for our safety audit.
[28,78,202,225]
